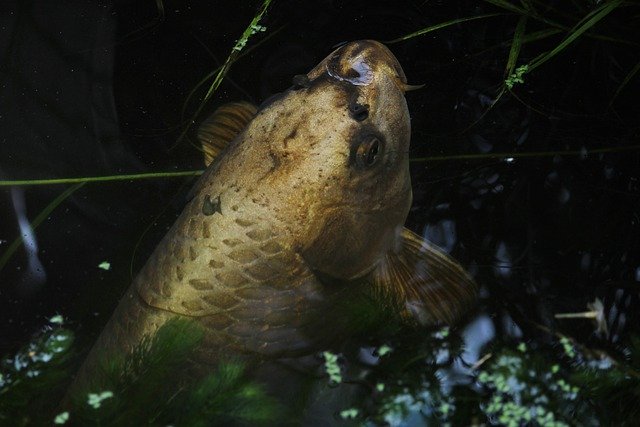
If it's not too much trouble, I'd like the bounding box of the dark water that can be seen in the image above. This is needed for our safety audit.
[1,0,639,425]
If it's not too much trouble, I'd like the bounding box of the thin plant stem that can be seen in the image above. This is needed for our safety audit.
[385,14,504,44]
[409,144,640,162]
[175,0,274,146]
[0,171,203,187]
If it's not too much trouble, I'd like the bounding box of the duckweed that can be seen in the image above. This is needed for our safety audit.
[322,351,342,384]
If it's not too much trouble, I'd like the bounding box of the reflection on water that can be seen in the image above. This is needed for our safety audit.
[9,187,46,293]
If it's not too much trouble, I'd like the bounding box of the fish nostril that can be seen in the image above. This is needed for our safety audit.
[291,74,310,90]
[349,102,369,122]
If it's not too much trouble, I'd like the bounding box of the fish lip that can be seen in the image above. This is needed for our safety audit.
[325,54,374,86]
[321,40,407,87]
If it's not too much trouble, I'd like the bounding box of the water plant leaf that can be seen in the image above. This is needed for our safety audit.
[119,0,165,45]
[609,59,640,109]
[70,318,281,426]
[179,24,284,129]
[409,144,640,163]
[505,16,527,78]
[175,0,274,145]
[0,171,203,187]
[483,0,527,15]
[385,14,503,44]
[0,317,75,426]
[527,0,624,72]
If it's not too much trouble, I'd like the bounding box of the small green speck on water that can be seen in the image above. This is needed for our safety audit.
[340,408,359,419]
[439,402,452,415]
[434,326,450,339]
[322,351,342,384]
[378,344,393,357]
[250,24,267,33]
[98,261,111,271]
[517,342,527,352]
[559,337,576,358]
[49,314,64,325]
[87,390,114,409]
[505,64,529,89]
[376,383,385,392]
[54,411,69,424]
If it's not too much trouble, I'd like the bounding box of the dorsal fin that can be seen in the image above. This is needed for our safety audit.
[372,227,477,325]
[197,101,258,166]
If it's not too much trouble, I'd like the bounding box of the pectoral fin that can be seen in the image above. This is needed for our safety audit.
[372,227,477,325]
[197,101,258,166]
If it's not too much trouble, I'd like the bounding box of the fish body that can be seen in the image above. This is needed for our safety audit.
[71,40,475,394]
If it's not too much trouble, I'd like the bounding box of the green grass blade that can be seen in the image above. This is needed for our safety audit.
[0,183,85,274]
[467,28,561,62]
[505,16,528,76]
[455,87,507,136]
[609,59,640,108]
[520,28,563,43]
[528,0,624,71]
[0,170,204,187]
[519,0,533,11]
[409,144,640,162]
[483,0,527,15]
[175,0,274,145]
[179,24,284,126]
[120,0,165,44]
[385,14,503,44]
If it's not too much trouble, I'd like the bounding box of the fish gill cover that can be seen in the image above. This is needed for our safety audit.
[1,0,640,426]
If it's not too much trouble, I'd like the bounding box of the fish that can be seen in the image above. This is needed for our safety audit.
[69,40,476,396]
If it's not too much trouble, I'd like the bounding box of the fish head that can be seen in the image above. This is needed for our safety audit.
[240,40,413,280]
[300,40,413,280]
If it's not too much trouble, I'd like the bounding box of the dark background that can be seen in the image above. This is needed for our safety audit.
[1,0,639,366]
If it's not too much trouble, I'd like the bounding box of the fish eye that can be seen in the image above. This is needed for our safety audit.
[349,102,369,121]
[355,135,382,168]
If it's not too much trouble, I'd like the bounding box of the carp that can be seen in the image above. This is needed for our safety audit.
[70,40,476,398]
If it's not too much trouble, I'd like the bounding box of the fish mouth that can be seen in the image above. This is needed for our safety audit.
[313,40,415,91]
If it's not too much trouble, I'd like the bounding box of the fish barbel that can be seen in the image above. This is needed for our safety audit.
[70,40,476,393]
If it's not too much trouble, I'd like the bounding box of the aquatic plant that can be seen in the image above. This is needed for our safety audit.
[475,343,593,427]
[334,323,640,426]
[4,312,640,426]
[346,326,467,426]
[389,0,638,121]
[68,318,281,426]
[0,315,74,426]
[0,317,280,426]
[571,335,640,426]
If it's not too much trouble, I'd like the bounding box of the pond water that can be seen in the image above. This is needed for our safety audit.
[1,0,639,425]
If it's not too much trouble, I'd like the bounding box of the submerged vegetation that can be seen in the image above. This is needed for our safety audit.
[1,317,280,426]
[3,317,639,426]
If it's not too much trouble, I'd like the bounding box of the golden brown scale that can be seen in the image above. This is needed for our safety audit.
[69,40,477,397]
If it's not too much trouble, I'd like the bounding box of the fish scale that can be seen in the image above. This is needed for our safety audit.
[126,182,329,360]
